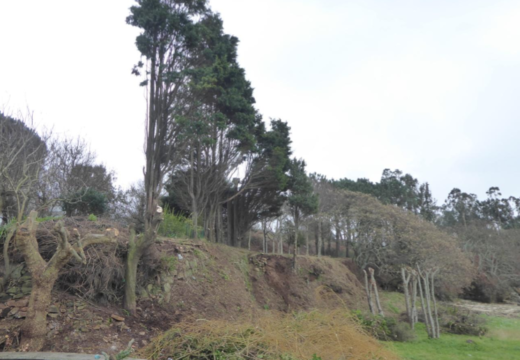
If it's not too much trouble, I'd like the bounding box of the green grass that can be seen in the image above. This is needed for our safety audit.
[389,316,520,360]
[380,291,407,315]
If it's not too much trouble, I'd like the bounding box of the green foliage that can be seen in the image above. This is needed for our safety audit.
[354,311,415,342]
[88,213,98,221]
[158,207,203,239]
[287,159,318,218]
[0,219,15,238]
[333,169,437,221]
[62,187,107,216]
[440,306,488,336]
[391,317,520,360]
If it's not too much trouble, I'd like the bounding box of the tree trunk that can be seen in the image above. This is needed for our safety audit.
[292,210,299,271]
[421,270,436,338]
[417,273,432,337]
[431,270,440,338]
[401,268,412,327]
[369,268,384,316]
[317,221,322,257]
[262,221,267,253]
[20,278,55,351]
[124,226,155,315]
[335,222,340,257]
[411,273,418,328]
[123,229,139,313]
[1,225,15,289]
[16,211,118,350]
[363,269,375,315]
[306,230,309,256]
[345,222,351,258]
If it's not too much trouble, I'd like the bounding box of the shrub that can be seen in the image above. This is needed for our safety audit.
[139,309,399,360]
[354,311,416,342]
[440,306,488,336]
[63,187,107,216]
[158,207,203,239]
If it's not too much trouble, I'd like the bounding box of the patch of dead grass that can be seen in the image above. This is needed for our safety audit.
[139,308,399,360]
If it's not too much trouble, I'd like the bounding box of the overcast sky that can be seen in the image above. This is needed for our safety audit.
[1,0,519,203]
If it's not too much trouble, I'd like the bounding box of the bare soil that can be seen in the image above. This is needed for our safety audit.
[453,299,520,318]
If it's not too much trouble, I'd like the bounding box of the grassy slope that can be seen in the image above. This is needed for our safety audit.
[389,316,520,360]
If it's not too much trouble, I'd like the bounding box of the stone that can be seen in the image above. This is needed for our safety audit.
[163,283,171,294]
[11,265,23,279]
[48,305,59,313]
[7,298,28,308]
[8,307,19,316]
[0,307,11,318]
[6,287,19,294]
[14,311,27,319]
[111,314,125,322]
[21,286,32,295]
[47,313,59,318]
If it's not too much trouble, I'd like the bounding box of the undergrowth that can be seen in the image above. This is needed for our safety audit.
[158,207,203,239]
[139,309,399,360]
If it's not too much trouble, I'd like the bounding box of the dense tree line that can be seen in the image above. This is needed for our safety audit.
[333,169,520,302]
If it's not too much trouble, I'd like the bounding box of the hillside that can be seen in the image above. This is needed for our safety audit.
[0,237,368,354]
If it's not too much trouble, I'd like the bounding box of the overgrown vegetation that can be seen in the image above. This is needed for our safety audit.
[439,306,488,336]
[354,311,416,342]
[158,207,202,239]
[139,309,399,360]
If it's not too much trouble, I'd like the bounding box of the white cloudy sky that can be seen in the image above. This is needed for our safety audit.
[1,0,520,202]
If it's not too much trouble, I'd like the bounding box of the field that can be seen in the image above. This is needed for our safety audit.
[389,316,520,360]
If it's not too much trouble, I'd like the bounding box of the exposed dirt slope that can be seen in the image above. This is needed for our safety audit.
[0,238,366,354]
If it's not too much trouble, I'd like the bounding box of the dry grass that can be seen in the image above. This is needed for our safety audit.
[139,308,399,360]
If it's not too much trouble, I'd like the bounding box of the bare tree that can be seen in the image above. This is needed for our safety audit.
[0,112,48,288]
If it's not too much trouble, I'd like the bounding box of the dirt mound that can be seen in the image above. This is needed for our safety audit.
[0,238,367,354]
[150,240,366,321]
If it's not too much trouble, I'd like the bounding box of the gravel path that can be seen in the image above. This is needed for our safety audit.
[453,300,520,318]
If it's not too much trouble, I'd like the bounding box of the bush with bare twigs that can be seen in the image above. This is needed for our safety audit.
[139,309,399,360]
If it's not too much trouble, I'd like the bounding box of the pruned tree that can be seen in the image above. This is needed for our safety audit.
[15,211,119,350]
[401,266,418,329]
[368,267,384,316]
[363,269,375,315]
[417,265,440,338]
